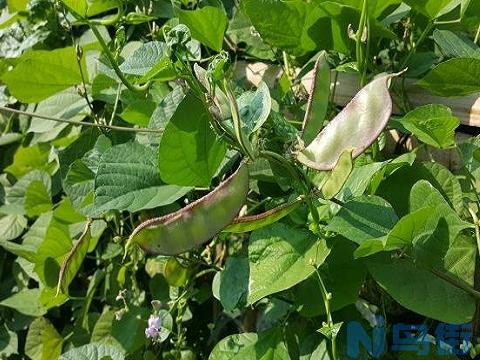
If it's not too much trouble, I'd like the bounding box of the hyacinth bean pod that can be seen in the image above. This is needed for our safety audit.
[301,51,330,146]
[126,164,249,255]
[222,196,304,233]
[297,72,404,170]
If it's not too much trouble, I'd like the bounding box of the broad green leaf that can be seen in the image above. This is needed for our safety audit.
[0,288,47,316]
[0,213,27,241]
[119,41,175,81]
[146,86,185,145]
[25,180,52,217]
[321,149,353,199]
[302,51,330,145]
[227,9,275,60]
[403,0,455,19]
[91,310,123,349]
[297,73,397,170]
[209,333,257,360]
[295,240,366,317]
[28,88,89,136]
[33,199,86,288]
[216,256,249,311]
[0,323,17,357]
[56,223,91,295]
[59,343,125,360]
[354,207,433,258]
[94,142,190,214]
[25,317,63,360]
[235,81,271,134]
[243,1,392,56]
[61,0,118,17]
[209,329,289,360]
[119,99,156,127]
[366,254,475,324]
[241,0,320,56]
[1,47,87,103]
[316,0,400,17]
[158,93,226,187]
[247,223,331,304]
[5,144,55,179]
[409,180,468,237]
[7,0,28,12]
[418,58,480,96]
[377,162,464,216]
[397,104,460,149]
[326,195,398,245]
[433,29,480,59]
[6,170,51,207]
[176,6,228,51]
[63,160,95,213]
[110,307,148,353]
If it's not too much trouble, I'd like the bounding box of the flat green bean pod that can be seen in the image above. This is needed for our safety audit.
[301,51,330,146]
[222,196,304,233]
[296,72,404,170]
[126,164,249,255]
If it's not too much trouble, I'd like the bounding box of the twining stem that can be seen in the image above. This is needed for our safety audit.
[0,106,164,133]
[475,23,480,45]
[356,0,368,87]
[315,268,339,360]
[89,23,149,94]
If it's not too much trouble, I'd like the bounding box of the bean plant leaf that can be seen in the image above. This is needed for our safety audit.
[396,104,460,149]
[59,343,125,360]
[302,51,330,146]
[94,142,190,214]
[403,0,456,19]
[235,81,271,134]
[176,6,228,52]
[56,222,91,295]
[25,180,52,218]
[5,144,56,179]
[0,288,47,317]
[366,254,475,324]
[158,93,226,187]
[1,47,87,102]
[247,223,331,304]
[209,328,289,360]
[433,29,480,59]
[295,240,367,317]
[119,41,175,82]
[326,195,398,245]
[297,73,399,170]
[0,214,27,241]
[418,58,480,96]
[25,317,63,360]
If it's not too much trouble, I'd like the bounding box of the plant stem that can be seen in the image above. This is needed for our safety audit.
[475,23,480,45]
[0,106,164,133]
[356,0,368,87]
[89,23,148,94]
[315,268,339,360]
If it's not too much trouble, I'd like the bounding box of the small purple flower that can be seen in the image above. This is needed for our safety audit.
[145,315,162,340]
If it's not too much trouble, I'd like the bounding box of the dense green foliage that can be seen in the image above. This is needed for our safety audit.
[1,0,480,359]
